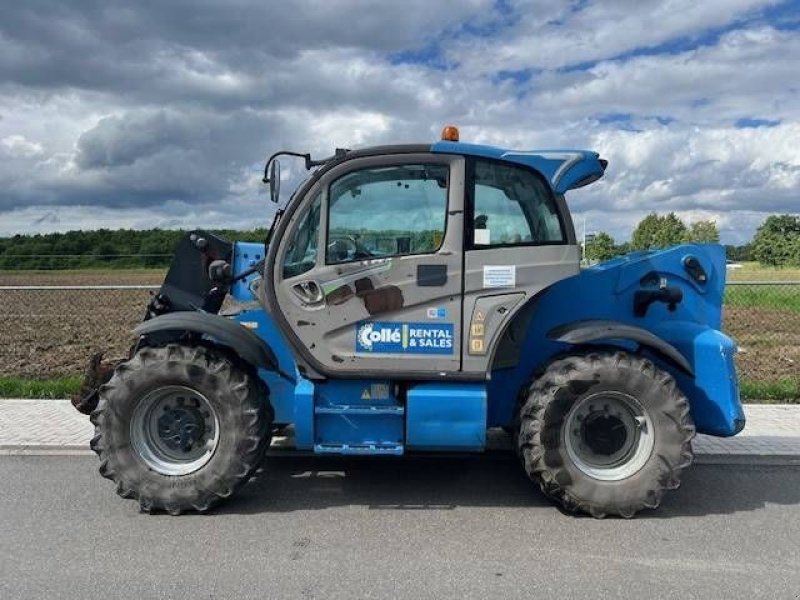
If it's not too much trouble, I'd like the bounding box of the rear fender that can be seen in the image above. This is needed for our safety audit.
[652,322,744,437]
[547,319,694,375]
[546,319,744,436]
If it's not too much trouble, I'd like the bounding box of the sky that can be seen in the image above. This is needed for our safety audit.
[0,0,798,244]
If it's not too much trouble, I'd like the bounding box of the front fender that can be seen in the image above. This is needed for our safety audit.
[135,312,279,373]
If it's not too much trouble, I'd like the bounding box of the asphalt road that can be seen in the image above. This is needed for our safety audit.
[1,455,799,600]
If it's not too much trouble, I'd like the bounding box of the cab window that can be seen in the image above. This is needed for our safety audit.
[282,192,321,279]
[470,159,565,247]
[326,164,448,264]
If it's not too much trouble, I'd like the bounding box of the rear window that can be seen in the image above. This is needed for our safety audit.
[470,159,565,247]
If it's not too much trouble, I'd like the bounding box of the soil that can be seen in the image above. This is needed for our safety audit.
[723,305,799,383]
[1,271,797,383]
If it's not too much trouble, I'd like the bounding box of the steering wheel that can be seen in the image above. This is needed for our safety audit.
[328,235,373,262]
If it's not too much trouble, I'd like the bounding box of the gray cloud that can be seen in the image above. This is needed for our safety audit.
[0,0,797,244]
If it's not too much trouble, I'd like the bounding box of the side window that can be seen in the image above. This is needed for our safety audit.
[282,192,321,279]
[471,159,565,247]
[326,164,448,264]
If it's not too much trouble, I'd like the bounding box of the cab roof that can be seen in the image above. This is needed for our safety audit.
[335,141,607,195]
[431,141,607,195]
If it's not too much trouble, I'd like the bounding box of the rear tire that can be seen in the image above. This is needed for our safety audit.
[517,350,694,518]
[90,343,273,514]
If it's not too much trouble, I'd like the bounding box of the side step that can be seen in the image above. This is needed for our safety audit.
[306,380,488,456]
[313,381,405,455]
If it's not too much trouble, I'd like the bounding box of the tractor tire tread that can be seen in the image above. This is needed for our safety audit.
[516,350,695,518]
[90,343,272,514]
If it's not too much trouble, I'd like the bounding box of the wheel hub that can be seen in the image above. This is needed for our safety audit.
[582,413,628,457]
[564,391,654,481]
[130,386,220,476]
[157,403,208,452]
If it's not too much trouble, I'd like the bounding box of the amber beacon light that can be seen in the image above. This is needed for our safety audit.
[441,125,460,142]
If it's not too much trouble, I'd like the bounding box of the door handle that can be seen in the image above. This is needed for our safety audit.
[292,280,324,304]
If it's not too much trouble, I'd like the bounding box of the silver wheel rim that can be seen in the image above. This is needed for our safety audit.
[564,391,654,481]
[130,385,219,476]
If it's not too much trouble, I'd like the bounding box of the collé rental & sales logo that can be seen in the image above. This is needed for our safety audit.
[356,321,454,355]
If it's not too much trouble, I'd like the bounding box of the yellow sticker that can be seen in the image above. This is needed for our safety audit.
[470,338,484,353]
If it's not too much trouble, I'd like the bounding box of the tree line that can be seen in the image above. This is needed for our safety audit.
[0,228,268,270]
[1,213,797,270]
[585,213,800,267]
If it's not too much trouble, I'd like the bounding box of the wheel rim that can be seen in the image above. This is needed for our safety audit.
[564,391,654,481]
[130,385,219,476]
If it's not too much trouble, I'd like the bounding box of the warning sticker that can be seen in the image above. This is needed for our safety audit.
[360,384,390,400]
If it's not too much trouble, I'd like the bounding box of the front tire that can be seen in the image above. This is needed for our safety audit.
[90,343,273,514]
[517,350,694,518]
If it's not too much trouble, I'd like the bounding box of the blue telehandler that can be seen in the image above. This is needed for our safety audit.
[76,126,744,517]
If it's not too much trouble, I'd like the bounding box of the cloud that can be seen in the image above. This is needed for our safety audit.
[447,0,782,73]
[0,0,797,244]
[1,134,43,158]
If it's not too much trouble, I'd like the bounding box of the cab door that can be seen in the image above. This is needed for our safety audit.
[460,157,581,375]
[268,153,466,378]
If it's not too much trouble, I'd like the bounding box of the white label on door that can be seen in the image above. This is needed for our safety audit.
[474,229,490,245]
[483,265,516,288]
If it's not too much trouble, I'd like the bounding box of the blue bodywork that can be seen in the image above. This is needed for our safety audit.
[220,141,742,455]
[486,244,743,437]
[230,241,743,454]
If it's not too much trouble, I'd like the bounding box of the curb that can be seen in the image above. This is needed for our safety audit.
[0,446,94,456]
[693,454,800,467]
[3,443,800,466]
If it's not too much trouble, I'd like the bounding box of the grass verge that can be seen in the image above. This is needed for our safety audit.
[740,378,800,403]
[725,285,800,313]
[0,376,83,399]
[0,375,796,403]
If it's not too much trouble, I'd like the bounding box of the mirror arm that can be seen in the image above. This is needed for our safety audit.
[263,151,310,184]
[263,148,350,182]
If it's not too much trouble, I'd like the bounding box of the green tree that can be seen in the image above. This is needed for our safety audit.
[725,244,751,262]
[631,212,688,250]
[631,213,659,250]
[585,231,618,262]
[751,214,800,266]
[0,227,275,269]
[683,220,719,243]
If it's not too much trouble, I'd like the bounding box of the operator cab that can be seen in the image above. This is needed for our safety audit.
[263,127,607,380]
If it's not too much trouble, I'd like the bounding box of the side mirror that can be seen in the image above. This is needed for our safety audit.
[269,159,281,203]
